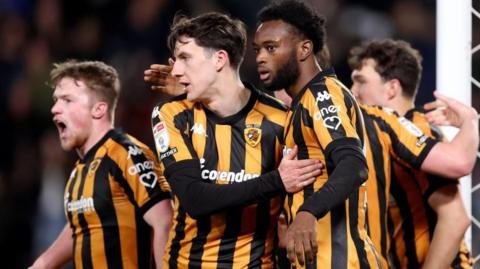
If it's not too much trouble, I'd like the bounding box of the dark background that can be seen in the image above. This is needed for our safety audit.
[0,0,476,268]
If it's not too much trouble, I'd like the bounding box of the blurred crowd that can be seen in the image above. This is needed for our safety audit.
[0,0,439,268]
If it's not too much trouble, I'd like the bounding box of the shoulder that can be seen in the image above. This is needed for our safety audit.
[107,130,156,163]
[254,90,288,126]
[361,105,400,118]
[303,75,356,107]
[256,90,288,111]
[244,81,288,112]
[151,93,195,120]
[408,109,443,139]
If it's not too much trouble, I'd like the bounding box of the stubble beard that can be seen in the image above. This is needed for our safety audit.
[264,51,300,92]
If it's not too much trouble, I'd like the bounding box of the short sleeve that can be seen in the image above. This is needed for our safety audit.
[305,78,363,157]
[372,107,438,169]
[151,102,197,169]
[116,143,172,215]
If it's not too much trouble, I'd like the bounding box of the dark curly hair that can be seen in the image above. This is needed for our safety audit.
[348,39,423,98]
[257,0,326,54]
[168,12,247,69]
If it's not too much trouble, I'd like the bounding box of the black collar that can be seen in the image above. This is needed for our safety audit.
[79,128,118,163]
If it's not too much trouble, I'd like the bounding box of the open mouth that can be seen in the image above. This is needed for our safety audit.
[258,69,271,81]
[54,119,67,136]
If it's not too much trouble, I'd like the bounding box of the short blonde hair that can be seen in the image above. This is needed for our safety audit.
[50,60,121,119]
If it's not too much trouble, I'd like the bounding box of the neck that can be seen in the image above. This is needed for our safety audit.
[287,57,322,98]
[76,121,113,158]
[203,70,250,118]
[387,95,415,116]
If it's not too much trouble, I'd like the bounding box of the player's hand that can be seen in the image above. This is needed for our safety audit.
[424,91,478,128]
[286,211,318,266]
[144,59,185,96]
[278,146,322,193]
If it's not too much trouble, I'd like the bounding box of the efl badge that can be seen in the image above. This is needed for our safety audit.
[398,117,423,137]
[153,122,170,153]
[244,127,262,147]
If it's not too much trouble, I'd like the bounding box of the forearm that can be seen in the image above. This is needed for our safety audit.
[423,119,478,178]
[30,225,73,269]
[166,160,284,218]
[422,219,463,269]
[422,185,470,269]
[422,93,479,177]
[152,220,171,269]
[447,115,478,169]
[299,148,368,219]
[144,200,173,269]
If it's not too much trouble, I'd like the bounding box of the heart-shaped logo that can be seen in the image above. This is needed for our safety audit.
[140,171,158,188]
[323,116,341,130]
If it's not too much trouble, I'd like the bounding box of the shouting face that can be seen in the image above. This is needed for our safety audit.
[51,77,95,152]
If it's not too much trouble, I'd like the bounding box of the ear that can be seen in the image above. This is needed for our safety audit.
[91,101,109,119]
[215,50,229,71]
[298,40,314,61]
[386,78,402,100]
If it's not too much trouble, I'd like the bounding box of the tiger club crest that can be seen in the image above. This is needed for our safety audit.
[244,127,262,147]
[88,159,101,174]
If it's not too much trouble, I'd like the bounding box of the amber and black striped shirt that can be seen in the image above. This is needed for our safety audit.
[283,69,380,269]
[151,86,286,268]
[387,108,473,269]
[359,105,439,268]
[63,129,171,269]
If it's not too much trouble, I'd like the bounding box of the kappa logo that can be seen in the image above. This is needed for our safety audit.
[316,90,332,103]
[152,106,160,119]
[323,116,342,130]
[191,123,207,136]
[127,145,143,159]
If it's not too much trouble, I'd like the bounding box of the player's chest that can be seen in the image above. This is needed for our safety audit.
[64,160,128,217]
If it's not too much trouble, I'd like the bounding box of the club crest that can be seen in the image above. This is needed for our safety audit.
[244,127,262,147]
[88,159,101,174]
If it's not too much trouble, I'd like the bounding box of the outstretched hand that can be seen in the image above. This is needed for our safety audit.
[144,59,185,96]
[424,91,478,128]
